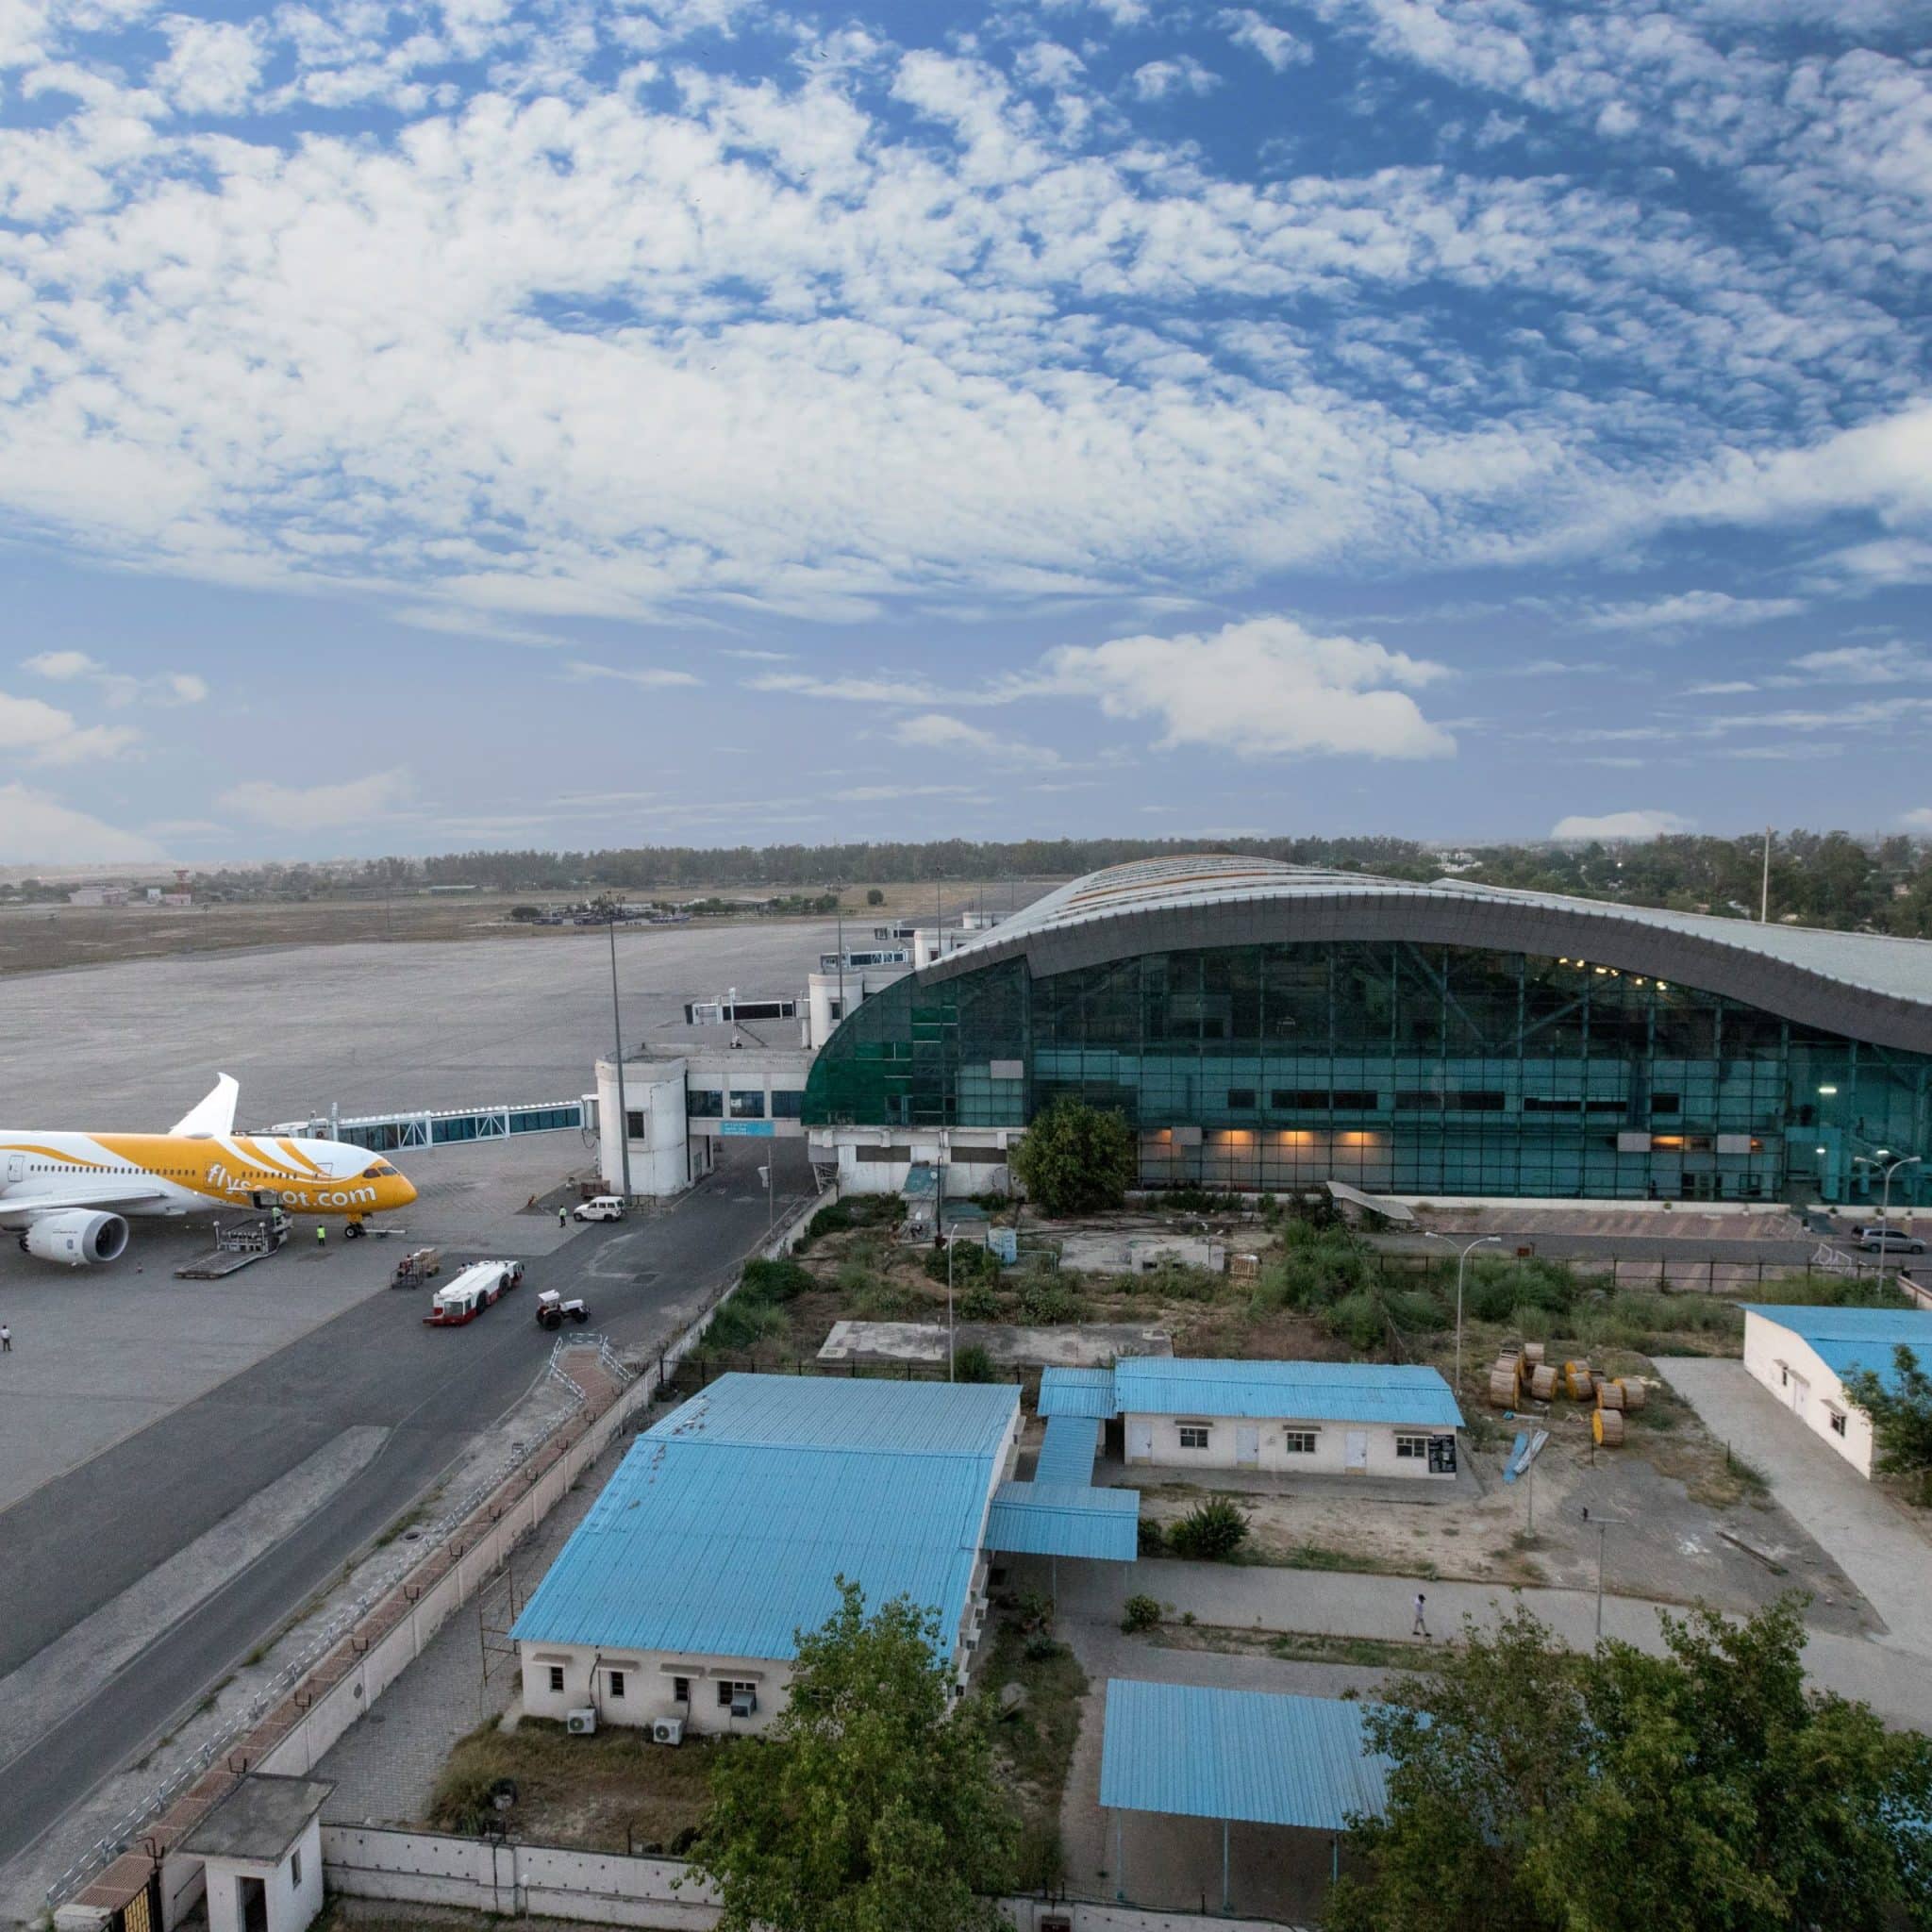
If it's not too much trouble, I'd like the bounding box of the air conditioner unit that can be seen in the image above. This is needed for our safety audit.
[651,1717,685,1746]
[730,1690,758,1719]
[565,1708,597,1736]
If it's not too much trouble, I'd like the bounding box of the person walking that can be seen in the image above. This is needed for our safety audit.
[316,1223,326,1250]
[1411,1591,1428,1640]
[557,1205,568,1230]
[1,1324,11,1353]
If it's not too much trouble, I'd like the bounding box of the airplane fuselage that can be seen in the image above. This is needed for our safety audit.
[0,1130,418,1224]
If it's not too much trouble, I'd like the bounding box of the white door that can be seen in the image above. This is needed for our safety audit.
[1125,1420,1154,1462]
[1345,1429,1369,1473]
[4,1154,22,1185]
[1236,1425,1260,1468]
[1789,1372,1809,1417]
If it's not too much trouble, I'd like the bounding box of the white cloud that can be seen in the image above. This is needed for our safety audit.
[20,651,208,708]
[219,769,413,830]
[565,660,703,690]
[1580,591,1806,632]
[828,783,991,803]
[1902,808,1932,832]
[1551,808,1693,841]
[0,689,139,764]
[0,785,165,864]
[1131,57,1222,102]
[891,712,1062,767]
[1789,642,1929,683]
[1216,9,1310,72]
[21,650,99,680]
[1041,617,1454,759]
[151,16,264,115]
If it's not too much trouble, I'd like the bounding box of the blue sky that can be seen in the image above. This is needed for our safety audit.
[1,0,1928,864]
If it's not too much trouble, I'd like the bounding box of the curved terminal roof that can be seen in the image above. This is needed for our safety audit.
[924,854,1932,1056]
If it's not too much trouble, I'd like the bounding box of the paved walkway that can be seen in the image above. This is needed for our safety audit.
[1049,1557,1932,1731]
[1654,1357,1932,1657]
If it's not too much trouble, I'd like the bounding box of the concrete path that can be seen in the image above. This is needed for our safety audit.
[1654,1356,1932,1658]
[1049,1557,1932,1732]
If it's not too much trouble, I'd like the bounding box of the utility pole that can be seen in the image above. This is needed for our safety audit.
[1760,825,1772,924]
[1424,1232,1500,1400]
[1853,1151,1919,1287]
[834,904,845,1047]
[608,908,633,1201]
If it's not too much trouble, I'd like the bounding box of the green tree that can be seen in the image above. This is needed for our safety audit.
[689,1580,1018,1932]
[1330,1598,1932,1932]
[866,887,886,905]
[1008,1097,1136,1217]
[1842,1343,1932,1501]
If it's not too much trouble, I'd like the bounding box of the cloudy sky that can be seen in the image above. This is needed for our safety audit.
[2,0,1928,863]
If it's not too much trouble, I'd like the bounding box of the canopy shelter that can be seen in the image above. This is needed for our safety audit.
[1100,1680,1392,1912]
[1037,1365,1120,1419]
[1324,1179,1417,1224]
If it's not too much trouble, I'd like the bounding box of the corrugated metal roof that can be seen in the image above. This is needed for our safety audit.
[942,855,1932,1009]
[1034,1414,1102,1484]
[1038,1366,1120,1419]
[1115,1357,1464,1428]
[985,1481,1140,1560]
[1100,1680,1391,1830]
[1743,1304,1932,1396]
[511,1374,1017,1660]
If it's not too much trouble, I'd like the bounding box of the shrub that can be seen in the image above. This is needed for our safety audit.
[1324,1289,1388,1352]
[958,1283,1002,1322]
[1167,1497,1249,1561]
[954,1342,999,1383]
[706,1297,789,1351]
[1012,1822,1065,1894]
[741,1257,812,1304]
[925,1240,1003,1288]
[866,887,885,906]
[1155,1186,1244,1214]
[801,1201,854,1245]
[1024,1632,1063,1663]
[1137,1516,1167,1557]
[1014,1589,1056,1633]
[1018,1277,1086,1325]
[1121,1593,1161,1633]
[1388,1288,1446,1334]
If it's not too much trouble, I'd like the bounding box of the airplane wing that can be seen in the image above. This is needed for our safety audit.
[171,1073,239,1139]
[0,1185,170,1224]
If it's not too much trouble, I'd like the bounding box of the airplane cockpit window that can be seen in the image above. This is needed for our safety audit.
[363,1162,399,1177]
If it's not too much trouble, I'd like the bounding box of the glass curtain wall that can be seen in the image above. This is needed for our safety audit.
[799,942,1932,1203]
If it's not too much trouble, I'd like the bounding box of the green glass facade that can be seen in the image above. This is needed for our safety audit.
[800,941,1932,1204]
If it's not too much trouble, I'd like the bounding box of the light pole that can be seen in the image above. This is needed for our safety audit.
[1424,1233,1501,1399]
[758,1163,774,1241]
[1854,1151,1919,1284]
[944,1227,958,1381]
[1580,1506,1630,1642]
[607,907,633,1202]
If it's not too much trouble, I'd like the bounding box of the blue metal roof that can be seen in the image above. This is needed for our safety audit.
[985,1481,1140,1560]
[1743,1305,1932,1396]
[512,1374,1017,1660]
[1034,1414,1102,1485]
[1114,1357,1464,1429]
[1100,1681,1391,1831]
[1038,1366,1120,1419]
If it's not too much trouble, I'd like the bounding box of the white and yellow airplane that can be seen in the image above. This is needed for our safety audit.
[0,1074,418,1266]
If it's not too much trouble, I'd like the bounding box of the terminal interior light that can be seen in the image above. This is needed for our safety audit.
[1818,1085,1839,1095]
[1816,1146,1829,1157]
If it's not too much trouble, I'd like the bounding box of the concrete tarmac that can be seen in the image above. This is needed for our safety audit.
[0,1139,812,1883]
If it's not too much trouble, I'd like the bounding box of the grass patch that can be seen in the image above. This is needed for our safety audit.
[1152,1623,1441,1670]
[981,1620,1089,1893]
[429,1716,724,1852]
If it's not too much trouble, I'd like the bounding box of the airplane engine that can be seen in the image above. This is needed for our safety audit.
[22,1211,130,1265]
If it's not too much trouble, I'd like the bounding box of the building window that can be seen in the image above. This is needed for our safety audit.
[1225,1088,1256,1110]
[1177,1424,1211,1450]
[608,1669,626,1699]
[687,1089,724,1118]
[717,1679,758,1708]
[728,1091,767,1119]
[672,1675,691,1704]
[547,1665,565,1694]
[625,1109,644,1137]
[771,1090,806,1119]
[1395,1435,1428,1459]
[1829,1409,1848,1438]
[291,1851,301,1889]
[1283,1430,1317,1454]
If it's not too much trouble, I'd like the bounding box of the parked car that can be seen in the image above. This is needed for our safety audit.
[574,1195,626,1222]
[1856,1225,1925,1254]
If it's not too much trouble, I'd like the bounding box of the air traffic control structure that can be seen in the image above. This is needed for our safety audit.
[800,853,1932,1207]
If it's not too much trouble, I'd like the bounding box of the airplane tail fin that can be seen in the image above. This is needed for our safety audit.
[171,1073,240,1138]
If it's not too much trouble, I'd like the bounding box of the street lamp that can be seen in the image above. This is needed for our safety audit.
[1424,1232,1501,1397]
[942,1224,961,1381]
[607,907,633,1202]
[1853,1152,1920,1282]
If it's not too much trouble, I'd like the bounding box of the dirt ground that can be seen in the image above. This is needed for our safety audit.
[0,877,1048,978]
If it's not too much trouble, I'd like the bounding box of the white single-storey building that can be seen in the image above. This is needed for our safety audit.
[511,1374,1025,1736]
[1041,1357,1465,1479]
[179,1775,330,1932]
[1740,1303,1932,1478]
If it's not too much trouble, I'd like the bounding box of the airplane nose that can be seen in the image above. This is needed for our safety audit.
[397,1176,418,1208]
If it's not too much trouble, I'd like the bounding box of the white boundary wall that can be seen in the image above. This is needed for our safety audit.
[323,1827,1300,1932]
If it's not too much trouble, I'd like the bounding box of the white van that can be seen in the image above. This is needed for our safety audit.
[574,1195,627,1222]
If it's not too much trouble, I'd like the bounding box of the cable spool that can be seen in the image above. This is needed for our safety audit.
[1593,1407,1625,1447]
[1595,1377,1626,1411]
[1529,1364,1559,1402]
[1522,1341,1546,1366]
[1489,1365,1522,1407]
[1564,1359,1595,1400]
[1615,1376,1648,1411]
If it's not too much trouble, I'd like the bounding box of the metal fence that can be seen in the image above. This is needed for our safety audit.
[1381,1252,1825,1294]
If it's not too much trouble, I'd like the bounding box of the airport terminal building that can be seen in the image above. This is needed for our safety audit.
[802,856,1932,1207]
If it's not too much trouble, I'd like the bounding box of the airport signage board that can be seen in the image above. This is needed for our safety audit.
[719,1121,776,1138]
